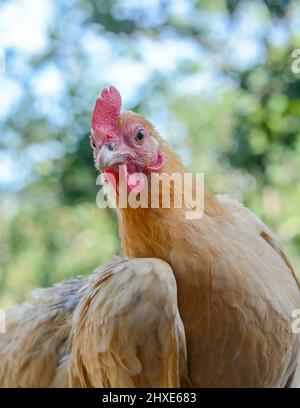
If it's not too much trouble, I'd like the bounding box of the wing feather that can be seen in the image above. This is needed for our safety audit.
[69,257,188,387]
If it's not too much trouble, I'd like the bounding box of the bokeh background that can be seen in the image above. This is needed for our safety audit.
[0,0,300,308]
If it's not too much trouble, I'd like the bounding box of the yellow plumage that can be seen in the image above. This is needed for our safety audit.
[0,258,188,387]
[0,110,299,388]
[116,115,300,387]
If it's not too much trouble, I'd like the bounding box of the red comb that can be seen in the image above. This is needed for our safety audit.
[92,86,122,132]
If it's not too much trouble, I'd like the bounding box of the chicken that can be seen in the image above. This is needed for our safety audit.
[0,277,83,387]
[1,85,299,388]
[0,258,187,387]
[89,86,300,387]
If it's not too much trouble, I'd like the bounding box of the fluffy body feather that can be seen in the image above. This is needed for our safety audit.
[0,258,187,387]
[69,257,188,387]
[0,277,83,387]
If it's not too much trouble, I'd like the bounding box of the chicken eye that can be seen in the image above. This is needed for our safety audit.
[135,129,145,144]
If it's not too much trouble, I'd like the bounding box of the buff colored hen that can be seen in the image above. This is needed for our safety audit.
[0,86,299,388]
[88,86,300,387]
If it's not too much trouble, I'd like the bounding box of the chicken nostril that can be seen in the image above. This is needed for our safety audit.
[107,142,116,151]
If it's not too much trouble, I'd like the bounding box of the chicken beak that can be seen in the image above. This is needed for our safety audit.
[97,143,127,171]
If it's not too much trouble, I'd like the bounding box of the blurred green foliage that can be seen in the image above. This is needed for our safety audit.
[0,0,300,307]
